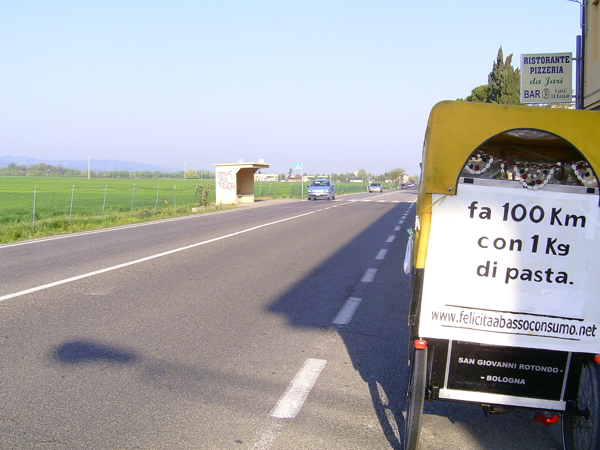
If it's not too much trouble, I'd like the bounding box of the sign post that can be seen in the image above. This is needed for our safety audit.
[294,162,304,198]
[520,52,573,104]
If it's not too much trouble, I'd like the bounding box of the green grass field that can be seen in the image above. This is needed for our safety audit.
[0,177,214,222]
[0,177,377,243]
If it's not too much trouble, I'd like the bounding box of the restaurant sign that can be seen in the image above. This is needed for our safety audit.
[520,52,572,104]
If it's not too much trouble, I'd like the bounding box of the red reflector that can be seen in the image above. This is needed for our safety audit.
[535,413,560,426]
[595,355,600,364]
[414,340,428,349]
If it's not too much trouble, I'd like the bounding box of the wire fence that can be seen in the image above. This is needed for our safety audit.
[1,183,214,228]
[0,179,388,230]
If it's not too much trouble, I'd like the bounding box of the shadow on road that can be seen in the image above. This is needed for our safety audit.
[54,340,137,364]
[266,197,563,450]
[267,201,412,449]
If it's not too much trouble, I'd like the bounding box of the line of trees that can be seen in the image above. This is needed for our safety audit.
[306,167,414,183]
[1,162,417,183]
[0,163,216,179]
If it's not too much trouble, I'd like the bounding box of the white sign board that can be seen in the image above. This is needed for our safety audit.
[419,184,599,353]
[520,52,572,104]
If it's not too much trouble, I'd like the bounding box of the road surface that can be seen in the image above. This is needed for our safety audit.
[0,188,564,449]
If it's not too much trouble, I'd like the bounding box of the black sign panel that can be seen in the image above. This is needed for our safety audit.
[447,341,568,400]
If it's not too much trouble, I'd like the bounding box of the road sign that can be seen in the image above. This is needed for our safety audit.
[294,162,303,170]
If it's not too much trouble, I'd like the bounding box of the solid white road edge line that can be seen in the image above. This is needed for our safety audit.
[332,298,362,325]
[0,210,317,303]
[270,358,327,419]
[0,204,274,249]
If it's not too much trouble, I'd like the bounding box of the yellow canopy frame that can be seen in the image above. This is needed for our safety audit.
[414,101,600,269]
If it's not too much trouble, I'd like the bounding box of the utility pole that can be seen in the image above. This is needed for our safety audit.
[88,155,91,180]
[569,0,587,109]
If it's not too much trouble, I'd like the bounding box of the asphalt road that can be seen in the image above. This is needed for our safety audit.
[0,188,564,449]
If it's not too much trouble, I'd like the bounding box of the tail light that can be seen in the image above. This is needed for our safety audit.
[535,413,560,426]
[414,340,428,350]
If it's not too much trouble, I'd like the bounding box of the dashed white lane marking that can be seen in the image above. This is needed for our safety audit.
[270,358,327,419]
[398,220,404,224]
[251,358,327,449]
[0,210,318,303]
[362,199,373,202]
[251,420,282,450]
[375,249,388,260]
[332,297,362,325]
[361,268,378,282]
[386,235,396,243]
[392,201,400,203]
[394,226,401,231]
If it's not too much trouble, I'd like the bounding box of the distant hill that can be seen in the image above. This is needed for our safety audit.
[0,155,178,173]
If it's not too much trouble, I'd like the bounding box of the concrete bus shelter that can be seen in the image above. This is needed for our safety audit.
[214,161,271,205]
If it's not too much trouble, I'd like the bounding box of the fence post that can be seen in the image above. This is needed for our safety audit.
[268,183,272,197]
[193,185,198,204]
[32,186,36,230]
[154,185,159,215]
[131,184,136,215]
[102,185,107,220]
[173,185,176,208]
[69,185,75,223]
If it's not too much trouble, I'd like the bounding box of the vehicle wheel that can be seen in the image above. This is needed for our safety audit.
[404,346,427,450]
[562,359,600,450]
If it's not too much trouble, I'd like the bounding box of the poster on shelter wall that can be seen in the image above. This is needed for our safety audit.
[419,183,600,353]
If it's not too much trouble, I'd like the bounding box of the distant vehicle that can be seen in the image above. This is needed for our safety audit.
[307,179,336,200]
[369,182,383,193]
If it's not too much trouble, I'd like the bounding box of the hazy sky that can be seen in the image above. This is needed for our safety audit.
[0,1,582,176]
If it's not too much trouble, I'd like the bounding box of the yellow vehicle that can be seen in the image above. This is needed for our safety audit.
[405,101,600,450]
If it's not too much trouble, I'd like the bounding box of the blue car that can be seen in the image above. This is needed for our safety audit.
[307,179,336,200]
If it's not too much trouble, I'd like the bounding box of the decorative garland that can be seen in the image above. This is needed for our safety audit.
[572,163,597,185]
[512,164,556,190]
[463,151,598,190]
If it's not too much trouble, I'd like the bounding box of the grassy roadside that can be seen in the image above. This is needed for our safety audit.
[0,203,237,244]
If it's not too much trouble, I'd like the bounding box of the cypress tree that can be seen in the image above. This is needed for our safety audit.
[488,46,521,104]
